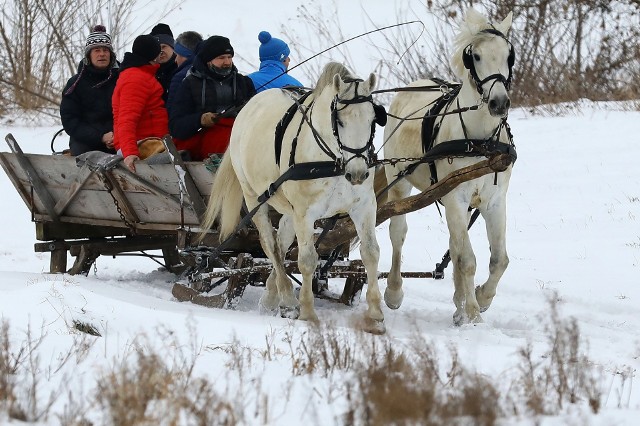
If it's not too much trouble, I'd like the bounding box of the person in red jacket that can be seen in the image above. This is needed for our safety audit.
[112,34,169,172]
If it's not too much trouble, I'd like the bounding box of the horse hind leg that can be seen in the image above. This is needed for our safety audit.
[475,205,509,313]
[383,178,412,310]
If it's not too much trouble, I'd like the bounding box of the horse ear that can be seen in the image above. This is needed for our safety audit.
[495,11,513,35]
[366,73,377,92]
[333,74,343,91]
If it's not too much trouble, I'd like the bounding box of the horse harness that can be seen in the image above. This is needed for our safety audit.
[260,81,380,203]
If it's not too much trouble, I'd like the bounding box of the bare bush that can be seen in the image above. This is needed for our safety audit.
[0,0,179,116]
[284,0,640,108]
[510,295,602,415]
[96,332,236,426]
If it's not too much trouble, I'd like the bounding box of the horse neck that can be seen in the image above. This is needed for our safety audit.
[455,79,504,138]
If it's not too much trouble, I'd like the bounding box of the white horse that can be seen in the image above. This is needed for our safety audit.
[383,8,516,325]
[201,62,386,333]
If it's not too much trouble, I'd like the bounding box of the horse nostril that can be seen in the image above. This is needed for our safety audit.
[345,173,352,182]
[363,171,370,180]
[505,98,511,110]
[489,99,497,111]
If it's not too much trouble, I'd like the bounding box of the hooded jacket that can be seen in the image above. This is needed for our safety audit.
[248,60,303,93]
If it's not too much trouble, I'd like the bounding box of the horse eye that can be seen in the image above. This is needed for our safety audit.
[473,53,481,61]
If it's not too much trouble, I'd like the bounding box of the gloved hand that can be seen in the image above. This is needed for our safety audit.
[200,112,218,128]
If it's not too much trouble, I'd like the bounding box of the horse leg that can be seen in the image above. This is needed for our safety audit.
[383,178,412,309]
[445,202,482,325]
[475,202,509,312]
[292,215,319,322]
[252,206,298,318]
[352,202,384,334]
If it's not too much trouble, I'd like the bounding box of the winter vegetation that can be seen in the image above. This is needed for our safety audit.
[0,0,639,425]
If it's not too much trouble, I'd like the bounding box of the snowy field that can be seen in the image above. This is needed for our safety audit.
[1,0,639,424]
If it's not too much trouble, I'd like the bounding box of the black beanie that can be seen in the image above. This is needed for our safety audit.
[150,23,175,48]
[132,34,161,62]
[198,36,234,63]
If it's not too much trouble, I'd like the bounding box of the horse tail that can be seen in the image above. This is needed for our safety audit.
[199,154,244,242]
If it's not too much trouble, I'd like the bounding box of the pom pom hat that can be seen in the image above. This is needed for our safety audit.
[132,34,161,62]
[258,31,290,62]
[85,25,113,55]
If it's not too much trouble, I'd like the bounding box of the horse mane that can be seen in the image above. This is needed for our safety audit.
[313,62,354,95]
[450,9,504,80]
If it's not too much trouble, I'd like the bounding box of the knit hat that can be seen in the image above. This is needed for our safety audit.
[85,25,113,55]
[132,34,161,62]
[258,31,290,62]
[198,36,234,63]
[150,23,175,48]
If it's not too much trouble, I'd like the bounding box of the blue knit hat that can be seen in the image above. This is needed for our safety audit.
[258,31,290,62]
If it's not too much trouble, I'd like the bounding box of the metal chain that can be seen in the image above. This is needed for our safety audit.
[101,174,137,235]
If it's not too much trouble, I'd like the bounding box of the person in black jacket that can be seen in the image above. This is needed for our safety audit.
[150,23,178,103]
[60,25,119,155]
[169,35,256,161]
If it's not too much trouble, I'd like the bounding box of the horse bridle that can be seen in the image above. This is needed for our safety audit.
[330,78,378,167]
[463,28,515,97]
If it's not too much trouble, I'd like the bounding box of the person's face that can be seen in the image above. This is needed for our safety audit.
[175,53,188,67]
[283,57,291,69]
[208,54,233,70]
[157,43,174,64]
[89,47,111,70]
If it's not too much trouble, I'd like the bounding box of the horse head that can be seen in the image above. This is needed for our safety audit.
[453,9,514,118]
[331,72,377,185]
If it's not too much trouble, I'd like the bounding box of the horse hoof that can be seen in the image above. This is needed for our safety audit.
[453,309,483,326]
[363,317,386,335]
[384,288,404,310]
[258,294,279,315]
[280,305,300,319]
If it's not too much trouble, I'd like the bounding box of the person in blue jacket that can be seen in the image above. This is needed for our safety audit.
[166,30,203,115]
[248,31,303,93]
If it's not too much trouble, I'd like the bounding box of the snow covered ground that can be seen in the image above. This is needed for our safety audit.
[1,0,639,424]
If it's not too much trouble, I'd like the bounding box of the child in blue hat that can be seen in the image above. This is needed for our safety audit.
[248,31,303,92]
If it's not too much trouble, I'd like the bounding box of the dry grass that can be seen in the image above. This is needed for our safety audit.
[0,300,613,424]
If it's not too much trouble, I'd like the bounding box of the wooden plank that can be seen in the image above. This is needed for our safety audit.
[162,135,207,223]
[115,167,184,209]
[32,213,188,232]
[67,235,177,256]
[0,152,34,211]
[4,134,59,222]
[53,164,93,216]
[36,222,128,241]
[100,170,140,226]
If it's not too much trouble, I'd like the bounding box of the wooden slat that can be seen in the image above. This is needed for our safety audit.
[0,152,34,210]
[162,135,207,223]
[4,133,59,222]
[99,170,140,225]
[54,164,93,216]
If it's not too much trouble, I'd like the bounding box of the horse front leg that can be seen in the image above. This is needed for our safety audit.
[352,200,384,334]
[293,216,319,323]
[475,201,509,312]
[383,178,412,309]
[252,206,298,318]
[445,202,481,325]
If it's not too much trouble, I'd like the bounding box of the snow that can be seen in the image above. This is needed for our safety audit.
[1,0,639,424]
